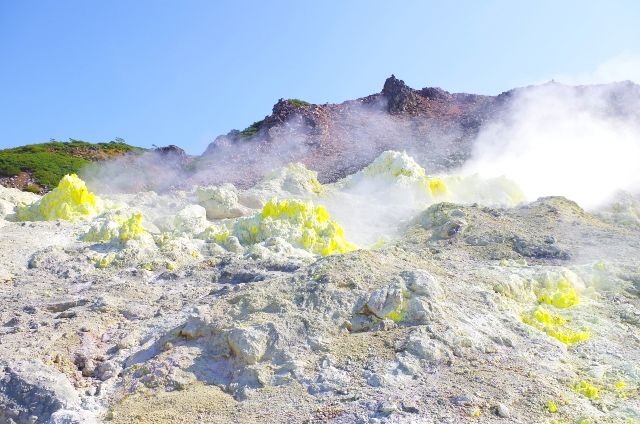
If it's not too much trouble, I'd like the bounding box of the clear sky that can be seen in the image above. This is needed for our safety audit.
[1,0,640,154]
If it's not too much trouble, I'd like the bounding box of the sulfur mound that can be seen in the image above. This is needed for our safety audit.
[0,186,39,220]
[196,184,250,219]
[339,150,447,198]
[16,174,103,221]
[230,199,356,256]
[259,162,324,196]
[360,150,428,180]
[82,211,146,244]
[240,163,325,209]
[334,150,523,208]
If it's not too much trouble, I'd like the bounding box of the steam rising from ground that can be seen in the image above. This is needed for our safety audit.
[80,98,464,194]
[81,149,187,194]
[81,77,640,223]
[462,82,640,209]
[554,54,640,86]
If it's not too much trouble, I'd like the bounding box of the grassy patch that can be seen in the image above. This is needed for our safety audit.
[239,120,264,139]
[24,183,42,193]
[287,98,311,108]
[0,139,143,188]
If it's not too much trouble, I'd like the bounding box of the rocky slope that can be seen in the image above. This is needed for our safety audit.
[0,150,639,423]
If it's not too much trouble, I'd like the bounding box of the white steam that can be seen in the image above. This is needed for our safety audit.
[323,175,430,246]
[555,54,640,85]
[462,82,640,208]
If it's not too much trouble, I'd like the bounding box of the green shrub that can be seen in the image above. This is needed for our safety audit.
[24,183,41,193]
[287,99,311,108]
[239,120,264,139]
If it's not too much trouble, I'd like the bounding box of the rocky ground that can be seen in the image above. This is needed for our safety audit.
[0,152,639,424]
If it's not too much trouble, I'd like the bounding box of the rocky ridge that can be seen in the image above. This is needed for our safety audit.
[198,76,640,187]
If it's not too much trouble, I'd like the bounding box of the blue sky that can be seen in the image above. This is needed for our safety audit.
[1,1,640,154]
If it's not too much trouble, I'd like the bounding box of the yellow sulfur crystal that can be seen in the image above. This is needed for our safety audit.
[95,253,115,269]
[234,199,357,256]
[82,212,146,243]
[537,279,579,309]
[572,381,599,399]
[17,174,103,221]
[521,306,590,345]
[427,178,448,197]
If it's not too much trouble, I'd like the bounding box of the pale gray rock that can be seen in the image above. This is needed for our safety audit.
[495,403,510,418]
[0,268,13,284]
[0,199,14,220]
[401,269,443,299]
[404,332,446,361]
[0,360,82,423]
[378,400,399,416]
[227,327,268,365]
[96,360,119,381]
[196,185,250,219]
[363,284,404,319]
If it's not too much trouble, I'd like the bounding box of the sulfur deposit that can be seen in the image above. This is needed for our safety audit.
[337,150,449,200]
[239,162,326,209]
[82,211,146,244]
[16,173,103,221]
[0,153,639,424]
[0,185,39,220]
[234,198,356,256]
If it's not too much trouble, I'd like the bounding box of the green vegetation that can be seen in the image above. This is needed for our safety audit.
[24,184,41,194]
[235,99,310,140]
[239,120,264,139]
[0,139,143,188]
[287,98,311,108]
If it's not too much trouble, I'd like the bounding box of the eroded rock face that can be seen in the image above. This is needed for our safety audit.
[382,75,421,114]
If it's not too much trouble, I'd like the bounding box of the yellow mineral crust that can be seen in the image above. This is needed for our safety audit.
[361,150,427,179]
[427,178,448,197]
[233,199,356,256]
[199,225,230,243]
[572,380,600,399]
[521,306,590,345]
[536,278,580,308]
[83,212,146,243]
[336,150,526,207]
[95,253,116,269]
[338,151,450,199]
[254,163,325,196]
[17,174,103,221]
